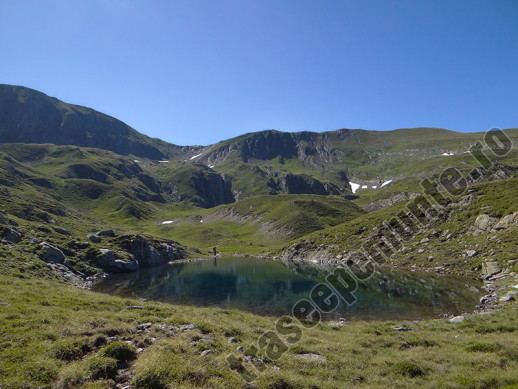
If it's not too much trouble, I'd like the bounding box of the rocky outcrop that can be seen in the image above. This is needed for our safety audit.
[189,170,234,208]
[87,235,186,273]
[278,174,346,196]
[93,249,139,273]
[471,214,499,235]
[471,212,518,235]
[118,235,185,268]
[66,164,108,183]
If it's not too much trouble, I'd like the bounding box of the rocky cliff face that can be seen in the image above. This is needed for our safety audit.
[0,84,168,159]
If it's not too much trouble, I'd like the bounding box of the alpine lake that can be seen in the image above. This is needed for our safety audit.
[93,256,482,321]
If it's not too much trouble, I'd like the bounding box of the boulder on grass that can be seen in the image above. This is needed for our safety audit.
[87,233,101,243]
[40,242,66,264]
[97,229,116,237]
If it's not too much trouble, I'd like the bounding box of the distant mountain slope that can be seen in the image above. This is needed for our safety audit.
[2,84,517,205]
[0,84,198,160]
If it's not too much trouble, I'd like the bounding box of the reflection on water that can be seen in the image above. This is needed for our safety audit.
[92,256,482,321]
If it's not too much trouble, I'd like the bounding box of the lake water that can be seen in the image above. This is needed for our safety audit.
[92,256,483,321]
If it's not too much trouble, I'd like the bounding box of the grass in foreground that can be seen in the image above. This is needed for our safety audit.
[0,274,517,388]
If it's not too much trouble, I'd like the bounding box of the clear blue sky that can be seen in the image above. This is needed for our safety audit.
[1,0,517,146]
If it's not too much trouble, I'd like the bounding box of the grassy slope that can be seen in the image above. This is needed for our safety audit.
[280,177,518,277]
[1,130,518,388]
[139,194,365,255]
[1,275,517,389]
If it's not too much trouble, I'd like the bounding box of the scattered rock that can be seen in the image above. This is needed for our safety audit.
[0,212,6,225]
[492,212,518,231]
[228,337,237,343]
[126,306,144,310]
[1,227,21,243]
[46,262,83,282]
[449,315,466,323]
[471,214,499,235]
[464,250,478,258]
[0,302,10,306]
[236,346,244,353]
[200,350,214,357]
[482,259,501,279]
[417,248,425,254]
[420,238,430,244]
[53,226,71,235]
[393,327,417,331]
[199,337,218,343]
[97,229,116,237]
[298,353,327,363]
[87,233,101,243]
[37,212,54,223]
[40,242,66,264]
[137,322,153,330]
[180,324,196,331]
[37,225,51,233]
[499,292,517,302]
[69,241,90,249]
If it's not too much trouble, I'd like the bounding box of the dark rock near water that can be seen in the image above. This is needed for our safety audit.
[116,234,185,269]
[93,248,139,273]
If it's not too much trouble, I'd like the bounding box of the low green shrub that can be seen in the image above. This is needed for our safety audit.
[101,341,136,363]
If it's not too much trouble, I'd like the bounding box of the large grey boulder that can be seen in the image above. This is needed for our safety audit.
[40,242,66,264]
[95,249,139,272]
